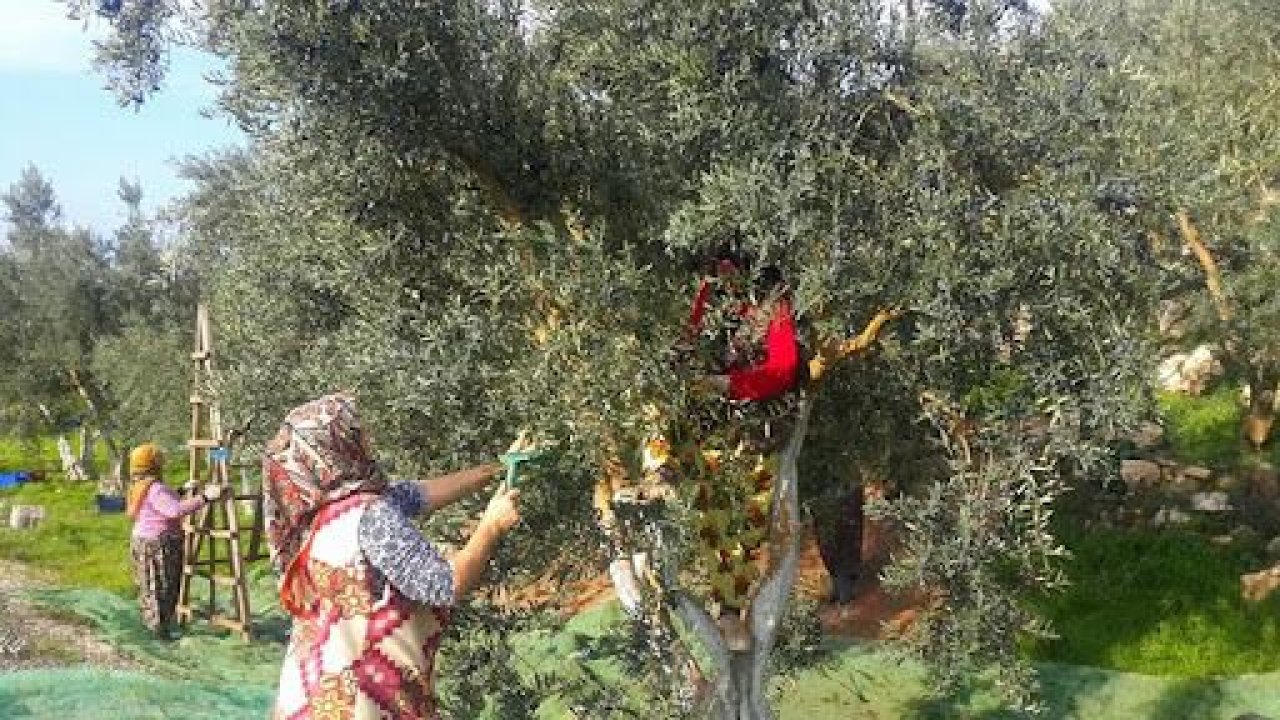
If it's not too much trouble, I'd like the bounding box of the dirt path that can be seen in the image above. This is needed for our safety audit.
[0,560,139,673]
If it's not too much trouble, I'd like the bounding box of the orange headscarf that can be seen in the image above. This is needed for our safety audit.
[126,443,164,519]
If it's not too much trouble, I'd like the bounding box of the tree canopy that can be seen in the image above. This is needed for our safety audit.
[67,0,1280,715]
[1072,0,1280,445]
[1,167,195,466]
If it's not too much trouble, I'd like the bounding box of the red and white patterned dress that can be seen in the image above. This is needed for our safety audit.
[272,491,451,720]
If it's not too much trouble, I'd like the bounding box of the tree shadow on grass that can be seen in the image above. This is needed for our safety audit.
[1145,676,1280,720]
[1144,677,1227,720]
[904,671,1275,720]
[0,692,31,719]
[900,662,1117,720]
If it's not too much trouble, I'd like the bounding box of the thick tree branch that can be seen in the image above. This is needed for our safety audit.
[1176,211,1233,322]
[743,400,811,718]
[807,308,902,385]
[671,588,733,709]
[445,144,530,227]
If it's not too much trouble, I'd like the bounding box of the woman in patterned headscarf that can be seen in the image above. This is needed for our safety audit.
[264,394,521,720]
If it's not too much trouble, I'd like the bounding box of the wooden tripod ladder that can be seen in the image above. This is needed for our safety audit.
[175,303,254,640]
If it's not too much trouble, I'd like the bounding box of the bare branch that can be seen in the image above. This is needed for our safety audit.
[807,307,902,384]
[1176,210,1233,322]
[445,144,530,227]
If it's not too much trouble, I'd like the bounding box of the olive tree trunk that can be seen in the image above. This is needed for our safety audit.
[609,401,813,719]
[1245,367,1277,451]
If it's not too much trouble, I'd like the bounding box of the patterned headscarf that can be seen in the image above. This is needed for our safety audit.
[263,395,387,612]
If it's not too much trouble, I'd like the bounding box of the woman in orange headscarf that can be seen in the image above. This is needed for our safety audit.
[265,394,521,720]
[127,443,222,640]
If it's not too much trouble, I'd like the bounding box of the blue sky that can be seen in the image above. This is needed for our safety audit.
[0,0,244,235]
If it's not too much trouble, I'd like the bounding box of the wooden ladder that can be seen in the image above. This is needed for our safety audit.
[175,303,254,641]
[233,458,270,564]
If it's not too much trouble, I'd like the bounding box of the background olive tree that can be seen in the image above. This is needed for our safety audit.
[1,167,195,485]
[1057,0,1280,450]
[1,166,114,480]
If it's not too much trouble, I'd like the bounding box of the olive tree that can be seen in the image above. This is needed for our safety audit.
[2,167,195,486]
[1,166,114,480]
[1060,0,1280,449]
[72,0,1161,715]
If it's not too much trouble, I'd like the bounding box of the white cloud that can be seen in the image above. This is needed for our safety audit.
[0,0,105,74]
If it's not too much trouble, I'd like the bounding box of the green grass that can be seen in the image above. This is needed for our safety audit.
[0,436,196,596]
[1,434,193,482]
[1158,387,1280,468]
[0,437,65,476]
[0,482,135,595]
[1029,527,1280,676]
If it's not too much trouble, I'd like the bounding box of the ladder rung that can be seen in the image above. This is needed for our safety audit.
[188,439,220,448]
[207,530,237,539]
[178,606,213,621]
[186,525,234,537]
[208,615,248,633]
[191,351,210,360]
[184,564,238,581]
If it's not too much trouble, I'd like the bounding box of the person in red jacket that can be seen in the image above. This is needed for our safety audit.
[641,246,802,651]
[685,260,801,402]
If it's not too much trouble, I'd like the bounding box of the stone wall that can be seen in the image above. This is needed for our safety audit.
[1085,424,1280,574]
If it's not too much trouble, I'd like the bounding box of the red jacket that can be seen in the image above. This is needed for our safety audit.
[687,280,801,401]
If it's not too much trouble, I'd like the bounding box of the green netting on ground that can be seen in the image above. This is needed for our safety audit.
[0,668,272,719]
[25,583,287,684]
[0,583,282,719]
[6,590,1280,720]
[775,649,1280,720]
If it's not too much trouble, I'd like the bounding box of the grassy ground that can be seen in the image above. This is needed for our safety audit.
[1024,388,1280,677]
[0,482,135,595]
[0,437,65,477]
[1029,527,1280,676]
[0,436,204,596]
[1158,387,1280,468]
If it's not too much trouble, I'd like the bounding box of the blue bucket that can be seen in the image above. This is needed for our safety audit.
[96,494,126,513]
[0,472,31,489]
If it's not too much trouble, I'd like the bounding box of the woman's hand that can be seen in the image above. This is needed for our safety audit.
[470,463,503,491]
[451,485,522,599]
[480,486,521,535]
[419,463,501,511]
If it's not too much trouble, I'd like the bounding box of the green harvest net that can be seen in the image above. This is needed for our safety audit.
[2,579,1279,719]
[0,570,286,718]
